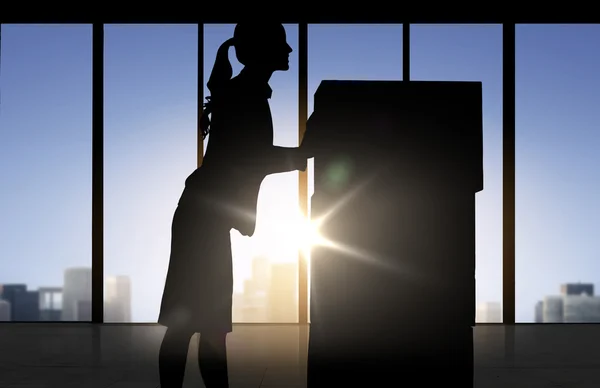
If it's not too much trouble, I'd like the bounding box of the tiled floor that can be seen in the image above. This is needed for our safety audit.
[1,323,600,387]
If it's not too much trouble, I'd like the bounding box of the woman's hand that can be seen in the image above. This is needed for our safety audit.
[265,146,310,174]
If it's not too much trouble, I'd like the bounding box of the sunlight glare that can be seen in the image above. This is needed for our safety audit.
[260,209,329,263]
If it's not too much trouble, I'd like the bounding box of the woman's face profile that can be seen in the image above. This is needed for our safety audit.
[267,24,293,72]
[235,23,293,72]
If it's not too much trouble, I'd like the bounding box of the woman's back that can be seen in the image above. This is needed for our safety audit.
[203,73,274,170]
[191,72,277,236]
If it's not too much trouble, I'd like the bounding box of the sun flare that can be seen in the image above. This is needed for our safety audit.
[258,209,329,263]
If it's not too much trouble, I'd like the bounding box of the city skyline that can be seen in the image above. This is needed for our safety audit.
[0,268,132,322]
[2,24,600,322]
[535,283,600,323]
[5,264,600,323]
[0,260,296,323]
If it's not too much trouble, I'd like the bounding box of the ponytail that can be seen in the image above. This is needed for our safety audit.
[200,38,235,140]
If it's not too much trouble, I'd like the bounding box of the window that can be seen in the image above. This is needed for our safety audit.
[516,24,600,322]
[0,22,518,325]
[0,24,93,321]
[103,24,198,322]
[204,24,301,323]
[410,24,504,323]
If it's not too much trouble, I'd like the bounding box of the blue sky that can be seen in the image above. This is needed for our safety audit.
[1,23,599,323]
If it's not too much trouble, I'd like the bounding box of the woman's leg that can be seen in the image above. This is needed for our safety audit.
[198,332,229,388]
[159,327,194,388]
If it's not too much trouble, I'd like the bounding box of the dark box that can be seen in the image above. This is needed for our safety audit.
[304,80,482,384]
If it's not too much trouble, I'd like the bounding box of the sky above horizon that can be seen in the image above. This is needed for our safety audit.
[2,23,600,323]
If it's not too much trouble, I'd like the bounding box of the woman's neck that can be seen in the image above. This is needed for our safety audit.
[240,66,274,84]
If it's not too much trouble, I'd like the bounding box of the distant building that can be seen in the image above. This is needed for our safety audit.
[17,291,40,321]
[76,300,92,321]
[538,283,600,323]
[244,278,260,297]
[534,301,544,323]
[563,294,600,322]
[242,279,267,322]
[242,295,267,322]
[62,267,91,321]
[543,296,564,323]
[38,287,63,321]
[0,284,39,321]
[476,302,502,323]
[0,284,26,319]
[236,256,273,323]
[561,283,594,297]
[232,293,245,322]
[268,263,297,323]
[104,276,132,322]
[0,299,11,321]
[251,256,270,292]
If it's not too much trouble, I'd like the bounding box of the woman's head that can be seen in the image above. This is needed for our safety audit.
[201,23,292,139]
[233,23,293,72]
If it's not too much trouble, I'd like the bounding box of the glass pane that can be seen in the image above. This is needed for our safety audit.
[104,24,198,322]
[54,292,63,311]
[204,24,300,323]
[516,24,600,322]
[0,24,93,322]
[307,24,403,322]
[411,24,503,323]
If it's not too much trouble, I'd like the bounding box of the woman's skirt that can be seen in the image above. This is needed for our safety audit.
[158,200,234,334]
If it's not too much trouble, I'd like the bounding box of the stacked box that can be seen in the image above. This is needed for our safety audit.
[304,80,483,386]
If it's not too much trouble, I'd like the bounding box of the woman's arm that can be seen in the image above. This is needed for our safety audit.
[217,94,314,174]
[224,111,311,175]
[264,145,310,174]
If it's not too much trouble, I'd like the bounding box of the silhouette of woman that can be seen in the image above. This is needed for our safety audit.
[158,23,311,388]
